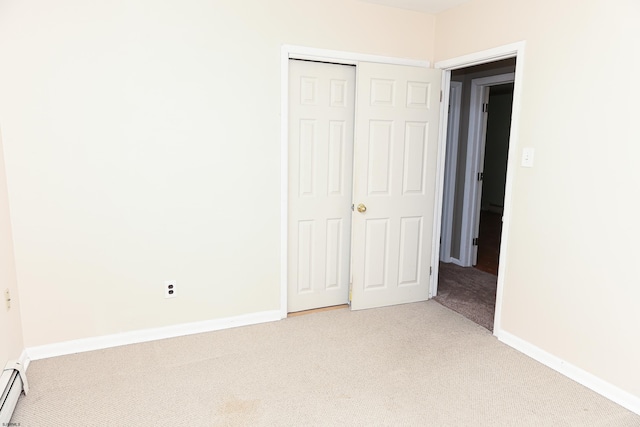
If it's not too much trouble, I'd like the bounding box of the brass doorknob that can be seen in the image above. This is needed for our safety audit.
[357,203,367,213]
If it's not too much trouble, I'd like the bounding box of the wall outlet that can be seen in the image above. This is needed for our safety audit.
[522,147,535,167]
[4,289,10,311]
[164,280,177,299]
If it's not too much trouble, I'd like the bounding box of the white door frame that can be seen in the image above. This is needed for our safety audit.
[439,80,463,264]
[280,45,430,319]
[430,41,526,336]
[460,72,515,267]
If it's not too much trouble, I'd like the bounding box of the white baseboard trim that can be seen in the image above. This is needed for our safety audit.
[26,310,282,361]
[438,258,466,266]
[18,349,30,371]
[498,330,640,416]
[449,258,466,267]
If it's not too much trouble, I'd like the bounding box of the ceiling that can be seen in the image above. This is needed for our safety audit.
[359,0,471,14]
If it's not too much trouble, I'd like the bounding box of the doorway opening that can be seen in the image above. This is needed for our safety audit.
[476,82,514,275]
[435,58,516,332]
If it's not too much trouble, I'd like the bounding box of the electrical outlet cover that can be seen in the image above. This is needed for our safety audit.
[164,280,177,298]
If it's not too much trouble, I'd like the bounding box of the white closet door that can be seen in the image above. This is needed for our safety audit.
[287,60,355,312]
[350,62,441,310]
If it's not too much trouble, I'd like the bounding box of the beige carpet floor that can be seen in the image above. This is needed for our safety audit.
[12,301,640,426]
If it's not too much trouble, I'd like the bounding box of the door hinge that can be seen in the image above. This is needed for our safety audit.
[440,90,443,102]
[482,102,489,113]
[472,238,479,246]
[430,266,433,276]
[477,172,484,181]
[348,282,353,304]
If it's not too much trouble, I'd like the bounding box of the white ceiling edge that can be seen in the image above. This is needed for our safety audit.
[359,0,471,14]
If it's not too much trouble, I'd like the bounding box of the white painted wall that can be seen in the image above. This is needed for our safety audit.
[0,0,436,347]
[0,129,24,364]
[436,0,640,399]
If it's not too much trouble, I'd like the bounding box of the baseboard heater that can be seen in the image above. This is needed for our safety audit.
[0,361,28,424]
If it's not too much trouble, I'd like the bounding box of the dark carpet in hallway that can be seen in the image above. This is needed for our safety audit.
[434,262,497,331]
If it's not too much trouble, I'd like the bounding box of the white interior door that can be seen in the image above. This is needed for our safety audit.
[287,59,355,312]
[350,62,441,310]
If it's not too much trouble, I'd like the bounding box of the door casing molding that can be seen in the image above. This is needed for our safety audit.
[439,80,462,265]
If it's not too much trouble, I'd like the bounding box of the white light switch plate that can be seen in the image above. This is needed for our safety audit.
[522,147,534,167]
